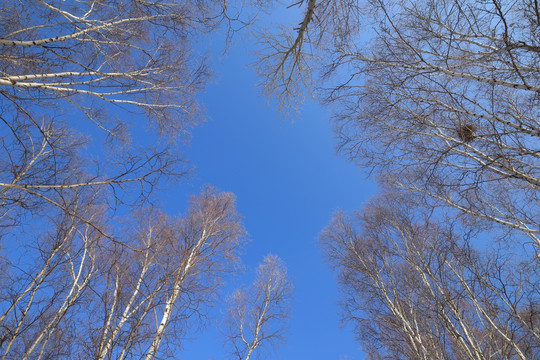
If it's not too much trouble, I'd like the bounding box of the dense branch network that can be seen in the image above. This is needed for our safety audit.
[314,0,540,244]
[254,0,540,358]
[0,0,217,232]
[322,190,540,359]
[0,2,262,359]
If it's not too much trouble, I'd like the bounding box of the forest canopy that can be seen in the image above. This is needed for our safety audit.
[1,0,540,359]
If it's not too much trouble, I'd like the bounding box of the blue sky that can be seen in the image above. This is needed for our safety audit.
[166,34,376,359]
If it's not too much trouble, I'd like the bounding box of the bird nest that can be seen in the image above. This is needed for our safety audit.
[457,123,476,142]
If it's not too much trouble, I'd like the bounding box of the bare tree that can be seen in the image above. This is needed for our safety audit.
[0,2,297,359]
[0,0,239,236]
[324,0,540,243]
[254,0,361,114]
[253,0,540,357]
[258,0,540,244]
[0,187,108,360]
[0,187,246,360]
[223,254,293,360]
[322,189,540,360]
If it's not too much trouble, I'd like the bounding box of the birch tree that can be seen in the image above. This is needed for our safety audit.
[254,0,540,356]
[0,0,237,235]
[0,187,246,360]
[254,0,361,113]
[326,0,540,243]
[0,2,281,358]
[223,254,293,360]
[259,0,540,244]
[322,189,540,360]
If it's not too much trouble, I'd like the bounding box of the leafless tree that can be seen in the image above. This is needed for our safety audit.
[254,0,361,114]
[0,2,293,359]
[254,0,540,357]
[223,254,293,360]
[0,0,243,237]
[0,187,246,360]
[258,0,540,245]
[325,0,540,244]
[322,189,540,360]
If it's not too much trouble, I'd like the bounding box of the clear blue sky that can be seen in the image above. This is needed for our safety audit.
[164,32,376,359]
